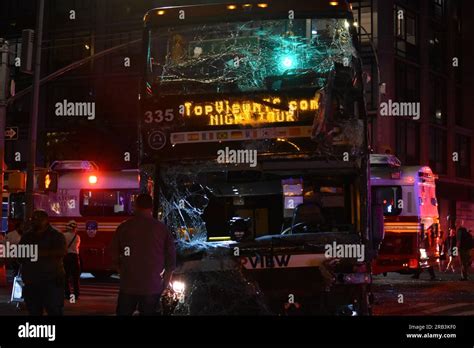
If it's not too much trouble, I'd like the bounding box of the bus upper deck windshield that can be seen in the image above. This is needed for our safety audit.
[145,17,356,96]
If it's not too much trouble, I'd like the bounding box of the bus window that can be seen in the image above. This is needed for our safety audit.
[376,186,402,216]
[80,190,138,216]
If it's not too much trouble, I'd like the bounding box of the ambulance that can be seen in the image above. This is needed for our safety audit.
[5,161,146,278]
[370,154,441,275]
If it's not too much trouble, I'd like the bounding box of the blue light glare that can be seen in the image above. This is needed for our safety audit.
[279,53,297,72]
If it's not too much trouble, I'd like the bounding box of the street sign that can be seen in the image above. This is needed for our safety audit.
[5,127,18,140]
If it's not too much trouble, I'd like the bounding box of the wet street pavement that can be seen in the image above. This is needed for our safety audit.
[0,270,472,316]
[0,273,119,316]
[372,270,474,316]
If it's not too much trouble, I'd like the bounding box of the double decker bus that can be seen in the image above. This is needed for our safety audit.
[141,1,384,314]
[370,154,441,275]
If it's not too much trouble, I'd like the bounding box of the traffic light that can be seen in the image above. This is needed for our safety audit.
[4,171,26,191]
[20,29,34,74]
[35,170,58,192]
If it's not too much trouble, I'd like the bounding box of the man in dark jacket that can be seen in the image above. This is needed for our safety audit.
[20,210,67,316]
[109,194,176,315]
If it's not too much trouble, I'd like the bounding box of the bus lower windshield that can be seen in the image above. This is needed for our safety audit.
[146,18,355,96]
[157,165,358,241]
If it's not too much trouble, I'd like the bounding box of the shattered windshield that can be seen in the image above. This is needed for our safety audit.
[157,164,357,243]
[146,18,356,96]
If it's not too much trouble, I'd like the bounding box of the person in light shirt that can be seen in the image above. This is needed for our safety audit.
[63,220,81,300]
[5,221,23,245]
[5,222,24,275]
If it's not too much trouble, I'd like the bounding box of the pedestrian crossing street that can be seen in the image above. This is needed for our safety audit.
[77,281,119,298]
[374,301,474,316]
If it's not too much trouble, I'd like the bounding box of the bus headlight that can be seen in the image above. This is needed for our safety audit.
[172,280,185,294]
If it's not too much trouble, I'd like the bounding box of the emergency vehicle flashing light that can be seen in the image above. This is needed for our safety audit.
[88,175,98,185]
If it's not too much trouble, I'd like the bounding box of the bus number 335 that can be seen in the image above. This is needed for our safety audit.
[144,109,175,123]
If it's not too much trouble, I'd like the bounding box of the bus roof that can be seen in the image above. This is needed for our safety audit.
[370,154,401,167]
[57,170,140,190]
[50,160,99,172]
[371,165,437,186]
[144,1,352,27]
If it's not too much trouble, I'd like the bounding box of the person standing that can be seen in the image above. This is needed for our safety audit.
[456,227,473,281]
[5,222,24,275]
[63,220,81,300]
[109,194,176,315]
[19,210,67,316]
[444,228,457,273]
[412,231,436,280]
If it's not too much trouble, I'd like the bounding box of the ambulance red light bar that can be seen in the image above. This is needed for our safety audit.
[390,171,401,179]
[50,160,99,172]
[405,176,415,184]
[88,175,98,184]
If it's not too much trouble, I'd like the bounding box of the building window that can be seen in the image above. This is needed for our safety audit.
[429,27,446,73]
[50,0,94,28]
[351,1,377,111]
[429,75,447,125]
[363,57,378,111]
[396,120,420,165]
[103,31,142,73]
[51,31,92,72]
[455,135,471,179]
[429,127,447,175]
[453,1,462,83]
[105,0,149,22]
[431,0,445,21]
[455,87,465,127]
[352,0,374,45]
[394,5,418,61]
[395,61,420,102]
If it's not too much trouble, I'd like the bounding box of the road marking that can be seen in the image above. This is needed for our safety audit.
[422,303,472,314]
[456,309,474,315]
[78,283,119,297]
[374,302,435,315]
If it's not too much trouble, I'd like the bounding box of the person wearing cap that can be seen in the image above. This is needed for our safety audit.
[109,193,176,315]
[63,220,81,300]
